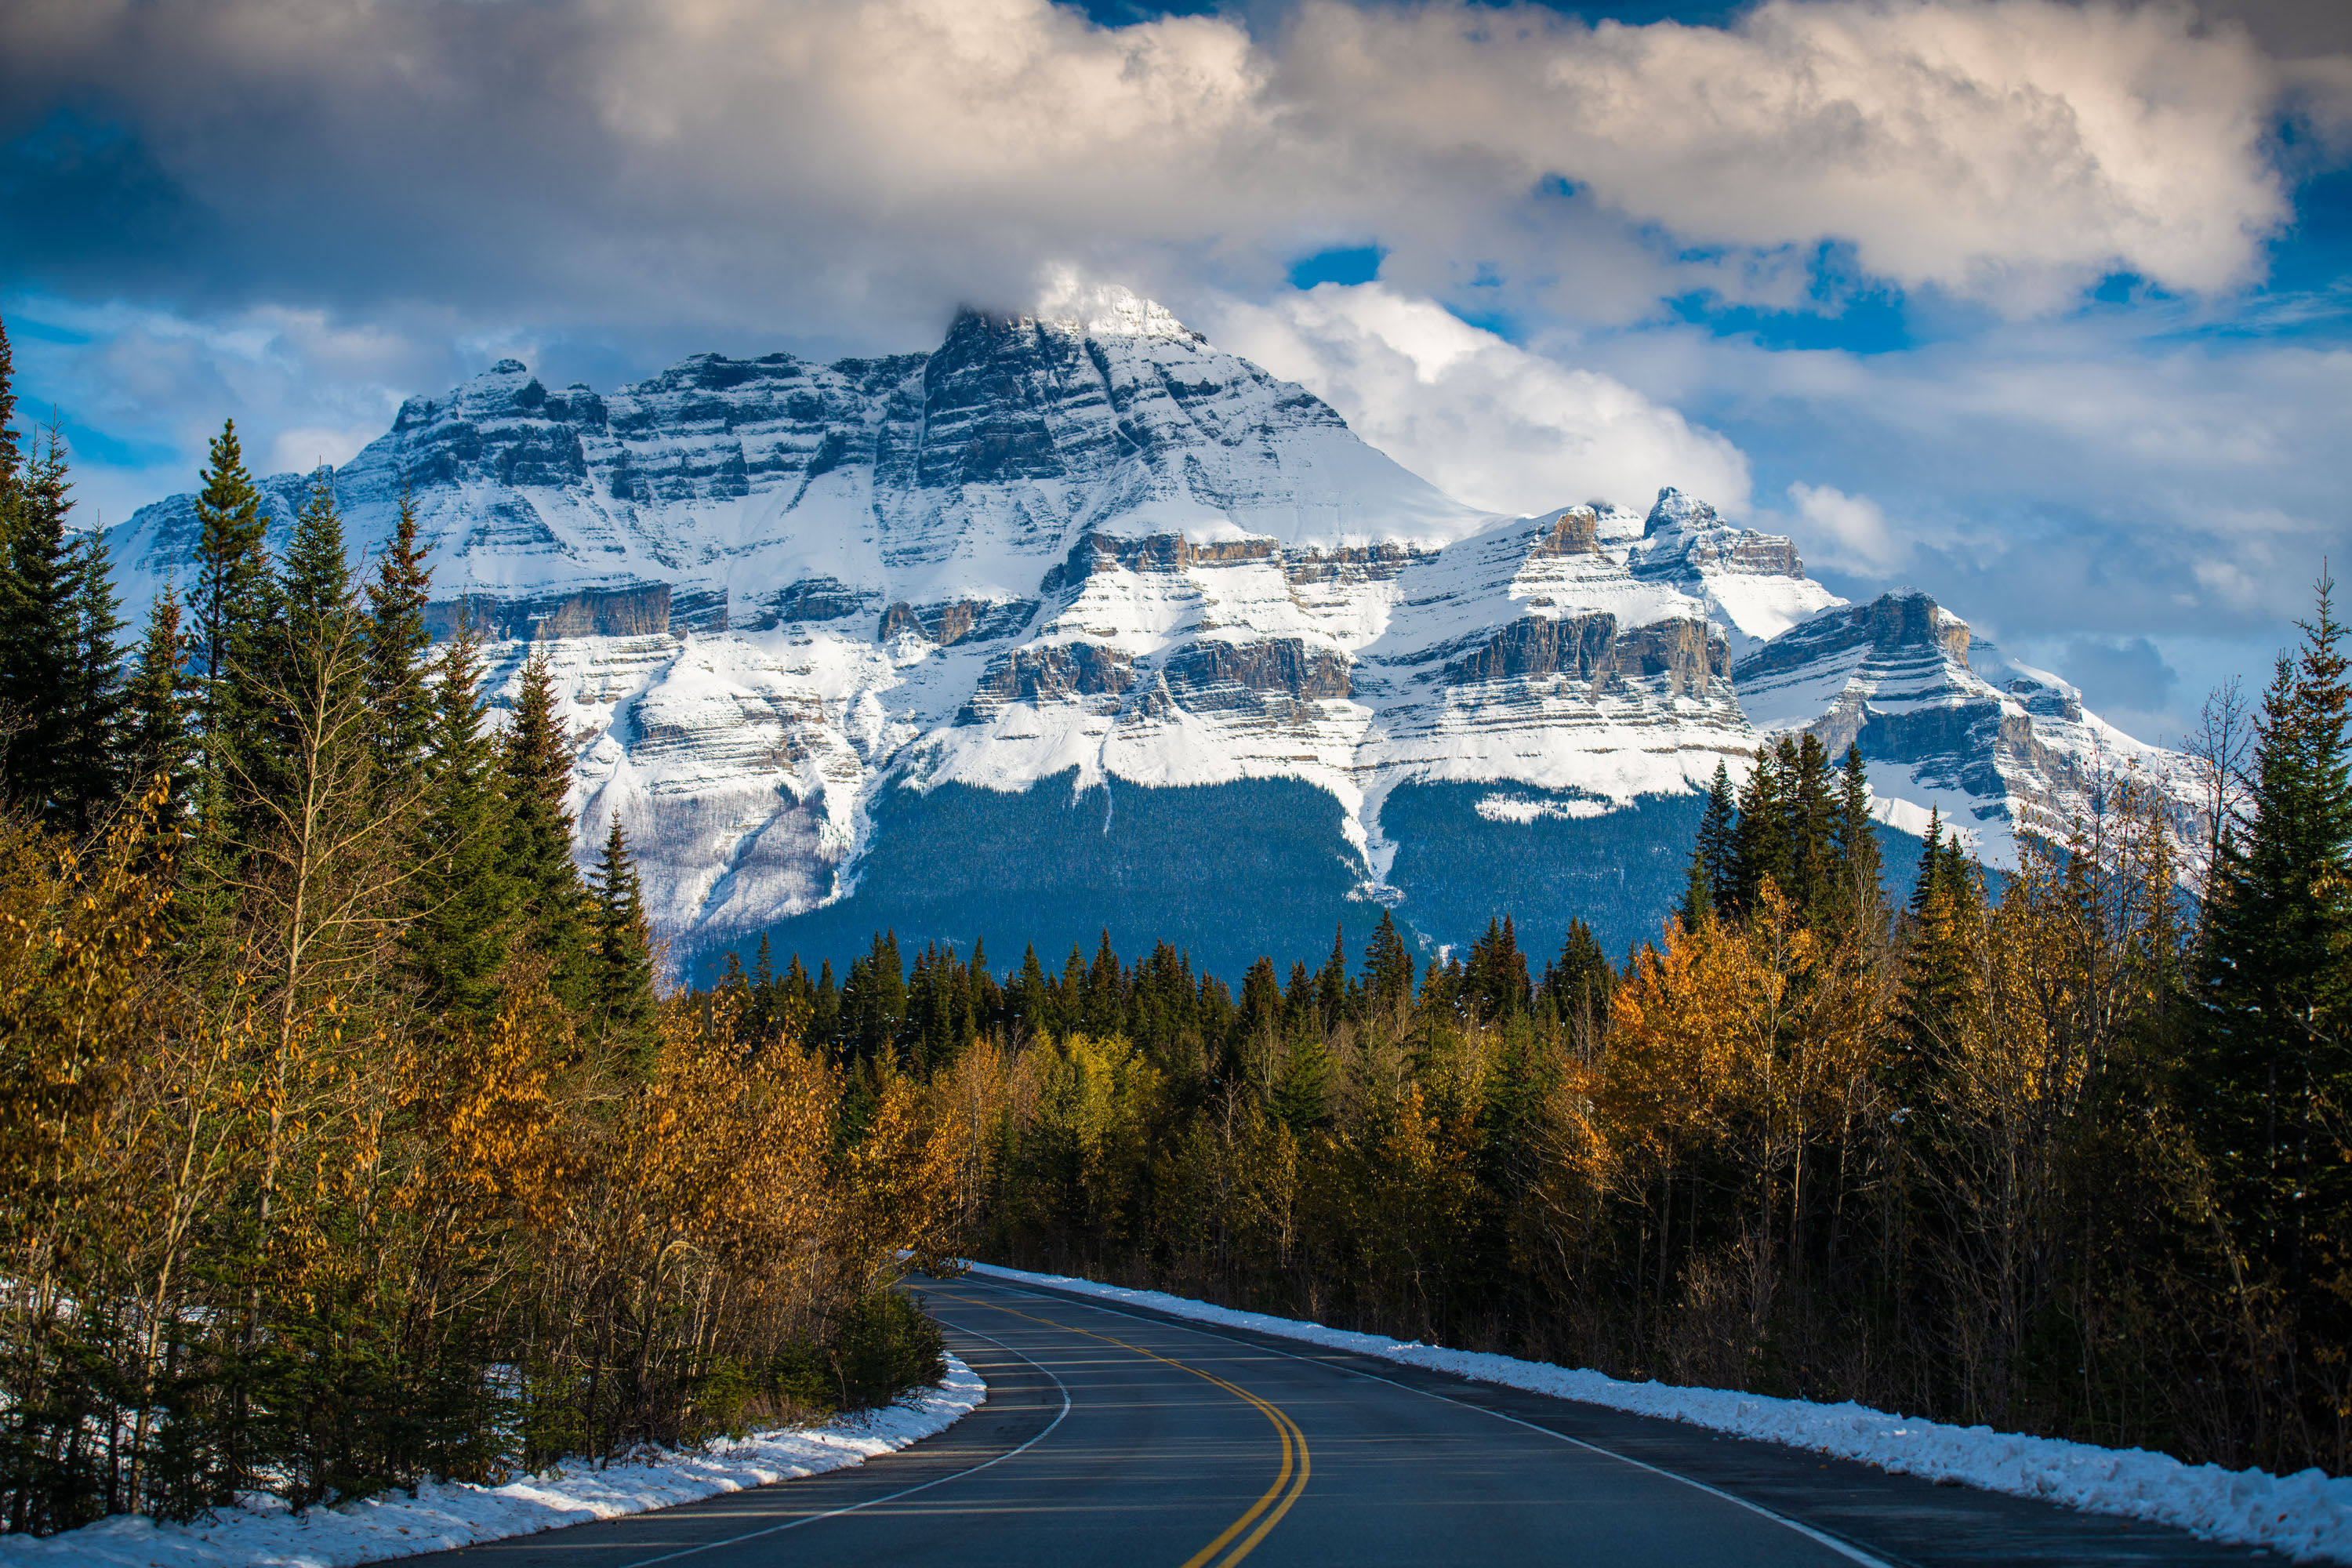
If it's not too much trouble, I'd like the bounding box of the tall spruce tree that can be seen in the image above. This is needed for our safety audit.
[362,487,434,787]
[500,645,588,997]
[190,421,277,862]
[1362,908,1414,1014]
[58,523,126,832]
[122,586,198,830]
[403,619,513,1025]
[1733,741,1791,913]
[2191,579,2352,1294]
[589,812,659,1071]
[258,469,361,805]
[0,428,78,821]
[1832,743,1886,931]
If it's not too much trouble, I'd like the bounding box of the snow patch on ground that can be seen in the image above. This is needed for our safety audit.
[0,1355,985,1568]
[1472,794,1614,824]
[967,1262,2352,1563]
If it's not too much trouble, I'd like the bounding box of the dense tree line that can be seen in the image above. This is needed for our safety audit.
[0,319,960,1537]
[715,607,2352,1479]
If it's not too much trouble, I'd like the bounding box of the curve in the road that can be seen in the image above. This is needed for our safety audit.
[408,1272,2270,1566]
[934,1290,1311,1568]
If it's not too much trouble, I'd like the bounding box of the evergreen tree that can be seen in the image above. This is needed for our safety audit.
[1083,931,1124,1038]
[1542,919,1614,1053]
[0,427,77,821]
[1315,924,1348,1031]
[1692,759,1738,916]
[2192,579,2352,1294]
[812,958,841,1048]
[1833,743,1886,931]
[1465,916,1530,1022]
[1273,1033,1334,1134]
[402,620,514,1025]
[256,468,360,811]
[191,419,275,805]
[1362,909,1414,1014]
[363,487,434,790]
[589,812,659,1070]
[121,586,198,829]
[1011,945,1053,1040]
[0,313,20,502]
[500,645,588,995]
[58,506,126,833]
[1229,956,1284,1087]
[1733,742,1791,914]
[1890,809,1982,1112]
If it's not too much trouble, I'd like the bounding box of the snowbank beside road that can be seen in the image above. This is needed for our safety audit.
[968,1261,2352,1563]
[0,1353,985,1568]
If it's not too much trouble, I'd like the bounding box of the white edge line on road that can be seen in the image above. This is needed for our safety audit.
[964,1274,1896,1568]
[612,1323,1073,1568]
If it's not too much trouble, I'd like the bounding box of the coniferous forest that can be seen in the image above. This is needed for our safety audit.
[9,302,2352,1541]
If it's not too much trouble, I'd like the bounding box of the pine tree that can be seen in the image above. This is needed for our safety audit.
[500,644,588,996]
[2192,579,2352,1293]
[0,427,78,822]
[1696,760,1739,912]
[402,620,514,1025]
[1362,909,1414,1014]
[812,958,842,1049]
[1273,1033,1334,1133]
[256,468,360,811]
[58,522,126,832]
[1012,944,1053,1039]
[589,811,659,1070]
[1833,743,1885,931]
[121,586,198,830]
[0,313,20,503]
[1083,931,1124,1038]
[363,487,434,790]
[1890,808,1983,1113]
[191,419,275,805]
[1316,924,1347,1031]
[1733,742,1791,914]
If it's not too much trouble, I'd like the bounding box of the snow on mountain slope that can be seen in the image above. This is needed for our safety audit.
[1734,591,2198,866]
[107,291,2180,959]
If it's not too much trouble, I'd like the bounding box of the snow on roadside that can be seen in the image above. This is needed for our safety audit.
[0,1353,985,1568]
[968,1261,2352,1563]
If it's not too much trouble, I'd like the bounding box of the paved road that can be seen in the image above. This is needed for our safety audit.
[420,1273,2270,1566]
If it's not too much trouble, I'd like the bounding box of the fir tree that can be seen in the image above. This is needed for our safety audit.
[500,644,588,995]
[0,427,77,821]
[1733,742,1791,914]
[402,620,513,1025]
[1083,931,1124,1038]
[121,586,198,829]
[0,313,20,501]
[1315,924,1348,1031]
[363,487,434,789]
[589,812,659,1070]
[812,958,841,1049]
[1694,759,1739,913]
[256,468,360,811]
[58,506,126,833]
[1362,908,1414,1013]
[191,419,275,803]
[1012,944,1053,1039]
[1272,1033,1334,1133]
[1833,743,1886,931]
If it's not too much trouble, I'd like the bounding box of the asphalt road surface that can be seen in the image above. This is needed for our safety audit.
[416,1273,2274,1566]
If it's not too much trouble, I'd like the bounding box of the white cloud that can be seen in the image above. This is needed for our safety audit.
[1202,283,1752,517]
[4,0,2324,336]
[1786,481,1904,573]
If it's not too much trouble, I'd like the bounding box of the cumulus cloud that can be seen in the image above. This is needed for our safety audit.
[0,0,2324,339]
[1203,283,1752,516]
[1785,481,1907,574]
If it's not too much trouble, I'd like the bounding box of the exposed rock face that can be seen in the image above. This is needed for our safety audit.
[107,292,2183,960]
[1627,488,1838,650]
[1734,590,2194,859]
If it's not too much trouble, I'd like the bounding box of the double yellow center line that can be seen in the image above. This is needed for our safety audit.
[939,1291,1311,1567]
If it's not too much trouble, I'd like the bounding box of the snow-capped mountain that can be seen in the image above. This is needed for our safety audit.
[1735,591,2193,864]
[108,293,2186,976]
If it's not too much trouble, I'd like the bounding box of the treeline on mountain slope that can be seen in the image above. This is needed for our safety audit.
[709,598,2352,1481]
[0,318,960,1539]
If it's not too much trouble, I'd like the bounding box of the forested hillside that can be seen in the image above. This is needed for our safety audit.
[0,321,966,1537]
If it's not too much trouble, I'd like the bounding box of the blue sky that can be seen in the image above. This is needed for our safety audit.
[5,0,2349,745]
